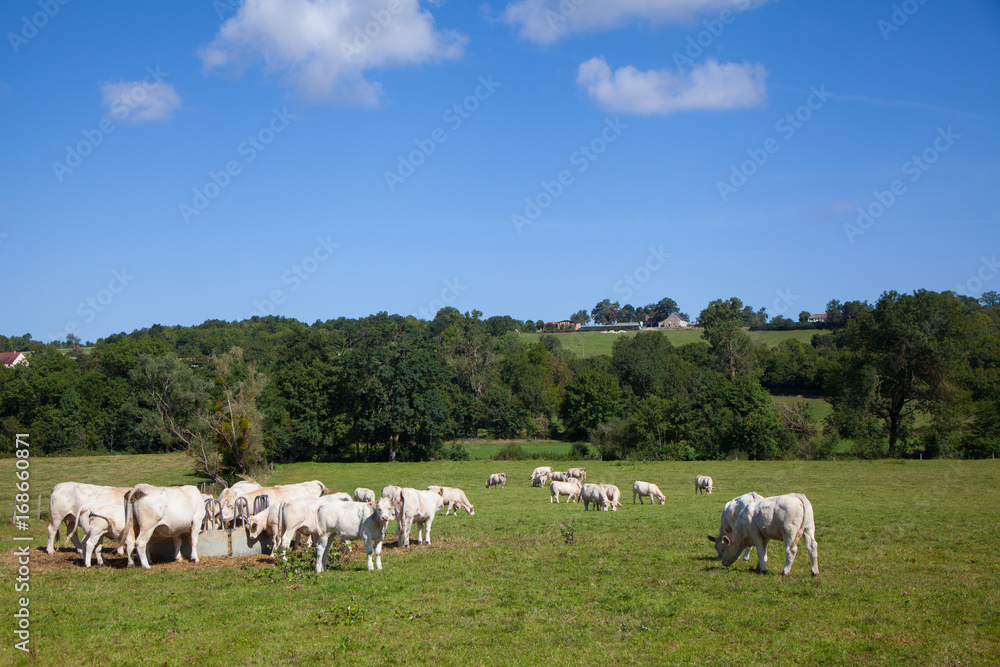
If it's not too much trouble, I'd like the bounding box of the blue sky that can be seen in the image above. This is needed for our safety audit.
[2,0,998,343]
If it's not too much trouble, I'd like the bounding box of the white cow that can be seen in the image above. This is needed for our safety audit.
[548,471,570,483]
[567,467,587,483]
[707,491,765,561]
[530,466,554,485]
[599,484,622,511]
[396,487,445,547]
[315,498,396,573]
[696,475,714,495]
[326,492,353,502]
[580,483,611,511]
[486,473,506,489]
[273,495,348,554]
[718,493,819,576]
[632,481,666,505]
[221,480,327,523]
[353,487,376,503]
[47,482,131,554]
[427,486,475,516]
[72,503,126,567]
[120,484,207,569]
[381,484,402,502]
[549,480,581,504]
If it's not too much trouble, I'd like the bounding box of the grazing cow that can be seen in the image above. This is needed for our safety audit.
[220,480,327,524]
[486,473,506,489]
[549,480,581,504]
[548,471,570,483]
[696,475,714,495]
[599,484,622,511]
[315,498,397,573]
[47,482,131,554]
[717,493,819,576]
[530,466,554,485]
[381,484,402,502]
[707,491,764,561]
[427,486,475,516]
[217,480,261,513]
[72,503,126,567]
[580,483,611,511]
[326,492,352,502]
[632,481,666,505]
[396,487,445,547]
[353,488,376,503]
[119,484,207,569]
[567,467,587,483]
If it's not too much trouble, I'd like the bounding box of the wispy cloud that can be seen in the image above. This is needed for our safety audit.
[100,80,182,124]
[576,57,767,115]
[504,0,771,44]
[199,0,466,106]
[835,93,997,122]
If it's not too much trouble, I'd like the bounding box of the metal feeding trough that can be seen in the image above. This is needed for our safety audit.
[146,496,273,563]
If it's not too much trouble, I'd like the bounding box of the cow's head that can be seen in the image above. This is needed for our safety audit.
[707,533,726,559]
[248,516,265,539]
[372,497,395,524]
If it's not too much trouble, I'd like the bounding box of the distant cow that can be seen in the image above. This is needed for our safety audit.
[707,491,764,561]
[549,480,581,504]
[381,485,402,502]
[47,482,131,554]
[119,484,207,569]
[717,493,819,576]
[486,473,506,489]
[695,476,714,495]
[72,503,126,567]
[567,467,587,483]
[599,484,622,511]
[548,471,570,483]
[396,487,445,547]
[315,498,396,573]
[353,488,376,503]
[580,483,611,511]
[427,486,475,516]
[632,481,665,505]
[530,467,554,485]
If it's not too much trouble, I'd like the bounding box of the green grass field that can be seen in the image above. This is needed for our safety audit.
[3,453,998,665]
[520,328,818,357]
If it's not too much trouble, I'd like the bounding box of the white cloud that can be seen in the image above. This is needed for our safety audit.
[199,0,466,106]
[100,80,182,124]
[504,0,770,44]
[576,57,766,114]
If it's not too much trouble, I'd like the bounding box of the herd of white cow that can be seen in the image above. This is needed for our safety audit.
[45,468,818,577]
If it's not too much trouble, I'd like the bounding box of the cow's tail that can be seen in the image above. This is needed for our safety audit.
[70,506,87,541]
[794,494,814,543]
[275,501,286,551]
[116,487,140,551]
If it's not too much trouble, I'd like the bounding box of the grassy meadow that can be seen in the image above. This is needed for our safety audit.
[2,453,999,665]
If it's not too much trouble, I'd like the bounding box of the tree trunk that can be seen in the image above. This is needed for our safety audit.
[389,433,398,462]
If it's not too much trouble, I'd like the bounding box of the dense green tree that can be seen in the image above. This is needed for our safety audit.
[611,332,672,397]
[699,297,758,380]
[560,371,623,440]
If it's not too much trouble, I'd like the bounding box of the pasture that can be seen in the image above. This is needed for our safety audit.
[2,454,998,665]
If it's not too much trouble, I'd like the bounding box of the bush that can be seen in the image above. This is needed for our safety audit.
[440,443,470,461]
[569,441,592,459]
[589,417,641,461]
[494,443,530,460]
[798,432,838,460]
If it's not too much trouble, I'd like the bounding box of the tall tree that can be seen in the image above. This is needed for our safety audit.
[650,298,679,320]
[570,309,591,326]
[699,297,757,380]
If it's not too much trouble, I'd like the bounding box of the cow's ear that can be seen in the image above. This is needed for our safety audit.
[436,488,444,496]
[721,536,731,546]
[707,535,717,543]
[368,502,375,509]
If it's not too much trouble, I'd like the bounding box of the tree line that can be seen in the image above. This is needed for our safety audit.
[1,289,997,480]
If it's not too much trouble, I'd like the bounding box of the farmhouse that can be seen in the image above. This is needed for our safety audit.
[644,314,688,329]
[545,320,580,331]
[807,313,827,323]
[0,351,28,368]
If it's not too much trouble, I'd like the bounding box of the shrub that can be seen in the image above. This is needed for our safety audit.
[494,443,529,460]
[569,441,592,459]
[440,443,471,461]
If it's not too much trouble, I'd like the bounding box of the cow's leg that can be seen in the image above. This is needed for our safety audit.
[424,517,433,545]
[373,537,383,571]
[781,536,798,576]
[363,534,375,570]
[83,533,96,567]
[752,536,768,574]
[803,526,819,576]
[172,536,183,562]
[124,530,137,567]
[315,534,330,573]
[64,516,85,553]
[94,536,105,566]
[188,527,200,564]
[46,515,63,554]
[741,546,752,562]
[135,527,156,569]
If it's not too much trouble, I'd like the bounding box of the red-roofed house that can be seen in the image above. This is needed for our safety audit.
[0,351,28,368]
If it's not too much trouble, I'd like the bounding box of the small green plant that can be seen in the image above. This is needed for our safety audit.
[560,521,575,546]
[319,597,370,626]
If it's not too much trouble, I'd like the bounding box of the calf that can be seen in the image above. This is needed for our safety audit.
[549,480,581,504]
[119,484,207,569]
[530,466,553,485]
[47,482,131,554]
[396,487,445,547]
[632,481,665,505]
[427,486,475,516]
[707,491,764,561]
[274,496,346,554]
[567,467,587,483]
[718,493,819,576]
[695,475,714,495]
[580,483,611,511]
[353,487,376,503]
[315,498,396,573]
[72,504,126,567]
[599,484,622,511]
[485,473,506,489]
